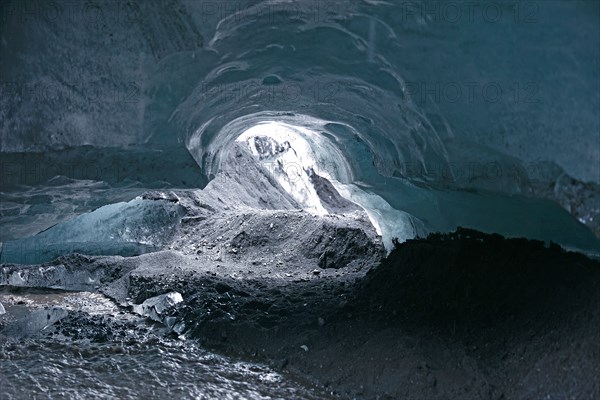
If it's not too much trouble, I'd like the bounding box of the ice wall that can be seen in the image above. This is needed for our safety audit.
[1,198,183,264]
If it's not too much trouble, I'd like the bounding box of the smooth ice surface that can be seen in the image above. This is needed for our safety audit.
[1,198,183,264]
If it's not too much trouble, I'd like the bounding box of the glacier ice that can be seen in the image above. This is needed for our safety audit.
[1,198,183,265]
[229,119,600,255]
[237,122,332,216]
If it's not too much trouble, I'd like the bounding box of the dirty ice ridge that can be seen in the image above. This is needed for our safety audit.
[234,121,418,250]
[237,122,333,216]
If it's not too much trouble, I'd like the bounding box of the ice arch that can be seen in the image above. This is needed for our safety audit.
[189,113,600,255]
[234,121,423,249]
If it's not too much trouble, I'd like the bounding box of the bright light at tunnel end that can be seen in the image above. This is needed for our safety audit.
[232,119,421,251]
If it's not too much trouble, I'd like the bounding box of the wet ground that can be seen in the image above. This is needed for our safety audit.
[0,288,334,400]
[2,228,599,399]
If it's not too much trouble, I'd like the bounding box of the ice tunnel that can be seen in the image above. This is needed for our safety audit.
[190,113,600,254]
[1,1,600,398]
[1,0,599,259]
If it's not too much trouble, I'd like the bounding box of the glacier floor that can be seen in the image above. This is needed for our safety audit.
[1,228,599,400]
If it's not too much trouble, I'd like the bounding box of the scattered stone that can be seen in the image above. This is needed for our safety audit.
[312,269,321,275]
[132,292,183,323]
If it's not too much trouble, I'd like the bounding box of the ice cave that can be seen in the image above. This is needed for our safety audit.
[1,1,599,399]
